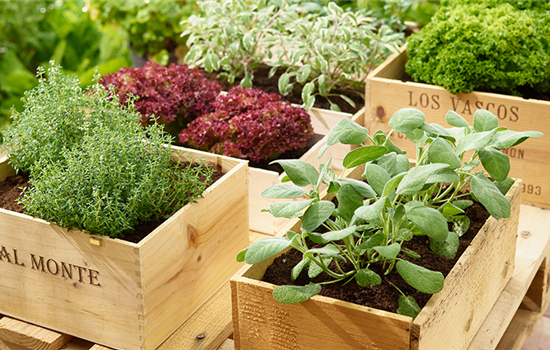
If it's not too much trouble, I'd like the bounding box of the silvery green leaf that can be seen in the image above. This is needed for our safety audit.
[291,259,310,281]
[396,154,410,174]
[364,163,391,196]
[338,178,377,198]
[356,268,382,287]
[430,231,459,258]
[340,94,356,108]
[309,226,357,244]
[338,184,364,222]
[490,130,543,149]
[462,160,480,172]
[452,200,473,210]
[495,177,515,195]
[428,138,462,169]
[373,242,401,259]
[455,130,496,155]
[446,110,469,128]
[377,153,396,176]
[389,108,426,133]
[273,284,322,304]
[471,173,510,219]
[355,197,386,222]
[405,129,426,143]
[343,145,387,168]
[452,215,470,237]
[245,237,291,264]
[438,202,464,217]
[408,206,448,241]
[426,167,460,184]
[478,147,510,181]
[473,109,498,132]
[396,260,444,294]
[397,295,421,319]
[402,248,421,259]
[383,172,406,197]
[236,247,248,262]
[420,123,452,140]
[397,164,449,196]
[326,118,369,147]
[261,184,306,199]
[304,245,341,260]
[267,199,314,218]
[301,201,335,233]
[273,159,319,187]
[308,257,332,278]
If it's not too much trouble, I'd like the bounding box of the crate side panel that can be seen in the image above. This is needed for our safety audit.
[366,55,550,209]
[140,163,249,350]
[308,108,352,135]
[412,181,521,350]
[234,278,411,350]
[249,167,280,235]
[0,211,143,350]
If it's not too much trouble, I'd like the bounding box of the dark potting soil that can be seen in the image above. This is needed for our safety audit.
[262,198,490,314]
[200,65,365,114]
[400,72,550,102]
[0,162,223,244]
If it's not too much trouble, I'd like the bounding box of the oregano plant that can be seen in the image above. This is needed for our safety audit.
[238,107,542,318]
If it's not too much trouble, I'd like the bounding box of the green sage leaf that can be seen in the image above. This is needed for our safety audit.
[408,206,448,241]
[397,295,421,319]
[273,284,322,304]
[301,200,335,233]
[396,260,444,294]
[373,242,401,259]
[445,110,469,128]
[478,147,510,181]
[428,138,462,169]
[267,199,314,218]
[389,108,426,133]
[273,160,319,187]
[261,184,306,199]
[471,173,510,219]
[356,268,382,287]
[343,145,387,168]
[473,109,498,132]
[245,237,291,264]
[430,232,459,258]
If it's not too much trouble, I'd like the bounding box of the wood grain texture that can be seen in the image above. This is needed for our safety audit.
[0,148,249,350]
[0,317,72,350]
[495,309,541,350]
[365,44,550,209]
[412,180,521,350]
[469,204,550,350]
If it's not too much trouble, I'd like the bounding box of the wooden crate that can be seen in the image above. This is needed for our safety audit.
[0,146,249,350]
[249,108,365,235]
[231,166,521,350]
[365,43,550,209]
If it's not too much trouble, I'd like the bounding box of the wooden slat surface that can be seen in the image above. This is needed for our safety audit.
[0,317,72,350]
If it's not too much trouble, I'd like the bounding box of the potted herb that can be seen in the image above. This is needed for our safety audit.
[184,0,405,114]
[366,0,550,208]
[231,108,541,349]
[0,64,249,350]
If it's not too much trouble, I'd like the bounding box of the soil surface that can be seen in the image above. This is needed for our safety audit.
[200,65,365,114]
[262,197,490,314]
[0,162,223,244]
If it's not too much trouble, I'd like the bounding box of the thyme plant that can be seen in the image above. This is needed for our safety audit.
[238,108,541,317]
[2,63,214,239]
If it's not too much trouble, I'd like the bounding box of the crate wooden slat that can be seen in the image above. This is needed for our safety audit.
[365,44,550,209]
[0,146,249,350]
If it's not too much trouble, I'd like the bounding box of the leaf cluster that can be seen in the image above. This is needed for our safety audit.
[1,64,214,238]
[183,0,405,110]
[179,86,313,162]
[100,61,221,129]
[406,1,550,95]
[91,0,198,60]
[238,107,542,317]
[0,0,132,132]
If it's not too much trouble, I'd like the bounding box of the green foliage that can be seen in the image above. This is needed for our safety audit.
[0,0,132,135]
[183,0,283,87]
[406,2,550,95]
[272,2,405,111]
[183,0,405,110]
[92,0,198,62]
[243,107,542,316]
[1,64,214,238]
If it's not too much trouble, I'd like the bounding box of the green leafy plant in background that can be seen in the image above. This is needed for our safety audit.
[1,64,214,239]
[406,1,550,96]
[92,0,199,65]
[0,0,132,138]
[271,2,404,110]
[237,107,541,317]
[183,0,285,87]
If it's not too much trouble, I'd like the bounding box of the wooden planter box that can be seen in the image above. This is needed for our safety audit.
[231,166,521,350]
[249,107,365,235]
[365,43,550,209]
[0,146,249,350]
